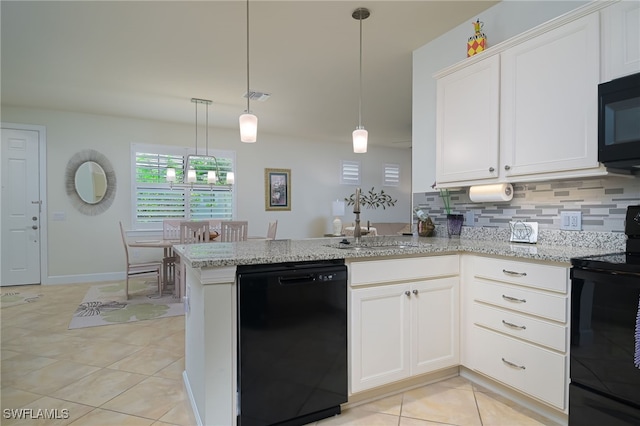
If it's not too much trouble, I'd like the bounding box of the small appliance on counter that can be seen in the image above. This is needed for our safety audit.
[569,205,640,425]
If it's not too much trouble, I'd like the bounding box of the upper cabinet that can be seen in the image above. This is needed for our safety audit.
[436,11,603,188]
[436,55,500,184]
[601,0,640,82]
[433,1,638,188]
[500,13,600,179]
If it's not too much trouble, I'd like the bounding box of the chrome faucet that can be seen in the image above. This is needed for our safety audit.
[353,187,362,245]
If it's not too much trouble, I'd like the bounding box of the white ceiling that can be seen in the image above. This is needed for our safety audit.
[1,1,498,149]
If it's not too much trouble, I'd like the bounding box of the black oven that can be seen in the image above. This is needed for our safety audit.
[598,72,640,173]
[570,256,640,425]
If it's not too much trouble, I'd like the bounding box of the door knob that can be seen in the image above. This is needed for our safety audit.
[412,289,418,295]
[504,165,511,170]
[489,167,495,172]
[32,225,38,230]
[405,291,411,297]
[32,216,38,221]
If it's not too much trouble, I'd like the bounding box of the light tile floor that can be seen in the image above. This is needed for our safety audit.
[1,282,556,426]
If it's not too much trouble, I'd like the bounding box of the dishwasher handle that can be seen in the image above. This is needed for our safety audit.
[278,274,317,286]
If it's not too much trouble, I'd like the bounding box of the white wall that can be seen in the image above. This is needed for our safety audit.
[1,106,411,284]
[412,0,588,193]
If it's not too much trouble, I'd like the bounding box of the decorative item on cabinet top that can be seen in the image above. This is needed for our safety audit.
[467,18,487,57]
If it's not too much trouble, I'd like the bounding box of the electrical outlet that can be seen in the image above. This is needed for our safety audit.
[465,210,475,227]
[560,211,582,231]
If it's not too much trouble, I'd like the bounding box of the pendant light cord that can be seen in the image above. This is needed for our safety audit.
[246,0,250,114]
[194,100,198,155]
[358,13,363,128]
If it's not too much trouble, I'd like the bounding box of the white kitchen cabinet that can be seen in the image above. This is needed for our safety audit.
[434,7,609,188]
[436,55,500,184]
[601,0,640,82]
[349,255,459,393]
[462,255,570,411]
[500,13,600,179]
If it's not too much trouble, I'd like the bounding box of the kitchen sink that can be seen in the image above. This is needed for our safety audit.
[325,241,431,251]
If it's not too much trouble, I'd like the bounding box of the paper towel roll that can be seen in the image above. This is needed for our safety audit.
[469,183,513,202]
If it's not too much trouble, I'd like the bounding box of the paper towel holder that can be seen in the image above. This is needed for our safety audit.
[469,183,514,203]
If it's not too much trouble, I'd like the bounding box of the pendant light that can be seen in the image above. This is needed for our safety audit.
[352,7,370,154]
[166,98,234,188]
[239,0,258,143]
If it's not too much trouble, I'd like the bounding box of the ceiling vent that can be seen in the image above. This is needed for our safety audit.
[243,91,271,102]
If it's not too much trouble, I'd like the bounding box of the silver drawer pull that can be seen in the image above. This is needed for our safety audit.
[502,320,526,330]
[502,357,526,370]
[502,294,526,303]
[503,269,527,277]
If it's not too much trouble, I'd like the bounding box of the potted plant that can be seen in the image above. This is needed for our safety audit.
[432,183,463,237]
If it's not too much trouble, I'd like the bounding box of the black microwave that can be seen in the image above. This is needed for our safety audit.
[598,72,640,172]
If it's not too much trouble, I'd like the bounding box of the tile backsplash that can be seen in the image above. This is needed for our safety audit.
[414,177,639,233]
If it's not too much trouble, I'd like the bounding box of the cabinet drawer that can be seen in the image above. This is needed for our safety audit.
[350,255,458,287]
[473,256,568,293]
[473,280,567,323]
[472,326,566,409]
[472,303,567,352]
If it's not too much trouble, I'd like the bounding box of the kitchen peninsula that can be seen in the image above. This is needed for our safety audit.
[173,235,622,426]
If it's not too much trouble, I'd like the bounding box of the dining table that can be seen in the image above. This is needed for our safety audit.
[128,233,215,286]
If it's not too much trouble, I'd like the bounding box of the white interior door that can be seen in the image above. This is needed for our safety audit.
[1,128,42,286]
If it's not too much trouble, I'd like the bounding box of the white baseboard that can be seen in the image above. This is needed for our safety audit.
[43,272,124,285]
[183,370,203,426]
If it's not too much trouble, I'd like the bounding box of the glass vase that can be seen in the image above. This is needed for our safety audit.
[447,214,464,237]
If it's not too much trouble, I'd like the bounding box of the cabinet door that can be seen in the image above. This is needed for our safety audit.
[350,284,411,393]
[501,13,600,177]
[601,0,640,82]
[411,277,459,375]
[436,55,500,185]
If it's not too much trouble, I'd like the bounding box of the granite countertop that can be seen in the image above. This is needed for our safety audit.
[172,234,623,269]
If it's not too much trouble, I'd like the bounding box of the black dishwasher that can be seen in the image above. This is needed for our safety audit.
[236,259,348,426]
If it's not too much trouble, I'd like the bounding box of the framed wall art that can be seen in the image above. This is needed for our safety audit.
[265,168,291,211]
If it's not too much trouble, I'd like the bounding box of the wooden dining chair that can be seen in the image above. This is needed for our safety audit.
[266,220,278,240]
[220,221,248,242]
[163,219,182,240]
[161,219,182,287]
[180,221,210,244]
[174,221,211,300]
[119,221,162,299]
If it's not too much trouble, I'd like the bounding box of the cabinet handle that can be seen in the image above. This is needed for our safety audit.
[504,165,511,171]
[502,269,527,277]
[502,294,526,303]
[412,289,418,295]
[405,291,411,297]
[501,357,526,370]
[489,167,495,173]
[502,320,527,330]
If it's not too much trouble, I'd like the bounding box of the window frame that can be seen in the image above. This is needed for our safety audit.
[131,143,237,230]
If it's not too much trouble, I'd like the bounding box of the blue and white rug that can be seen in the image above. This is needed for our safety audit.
[68,280,183,329]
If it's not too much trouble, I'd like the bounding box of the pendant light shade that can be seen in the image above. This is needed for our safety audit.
[239,112,258,143]
[353,127,368,153]
[352,7,370,154]
[240,0,258,143]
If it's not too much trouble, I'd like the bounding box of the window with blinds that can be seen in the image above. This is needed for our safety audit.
[340,160,361,185]
[132,144,236,230]
[383,163,400,187]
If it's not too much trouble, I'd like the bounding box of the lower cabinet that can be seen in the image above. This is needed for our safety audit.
[349,256,459,393]
[462,255,570,411]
